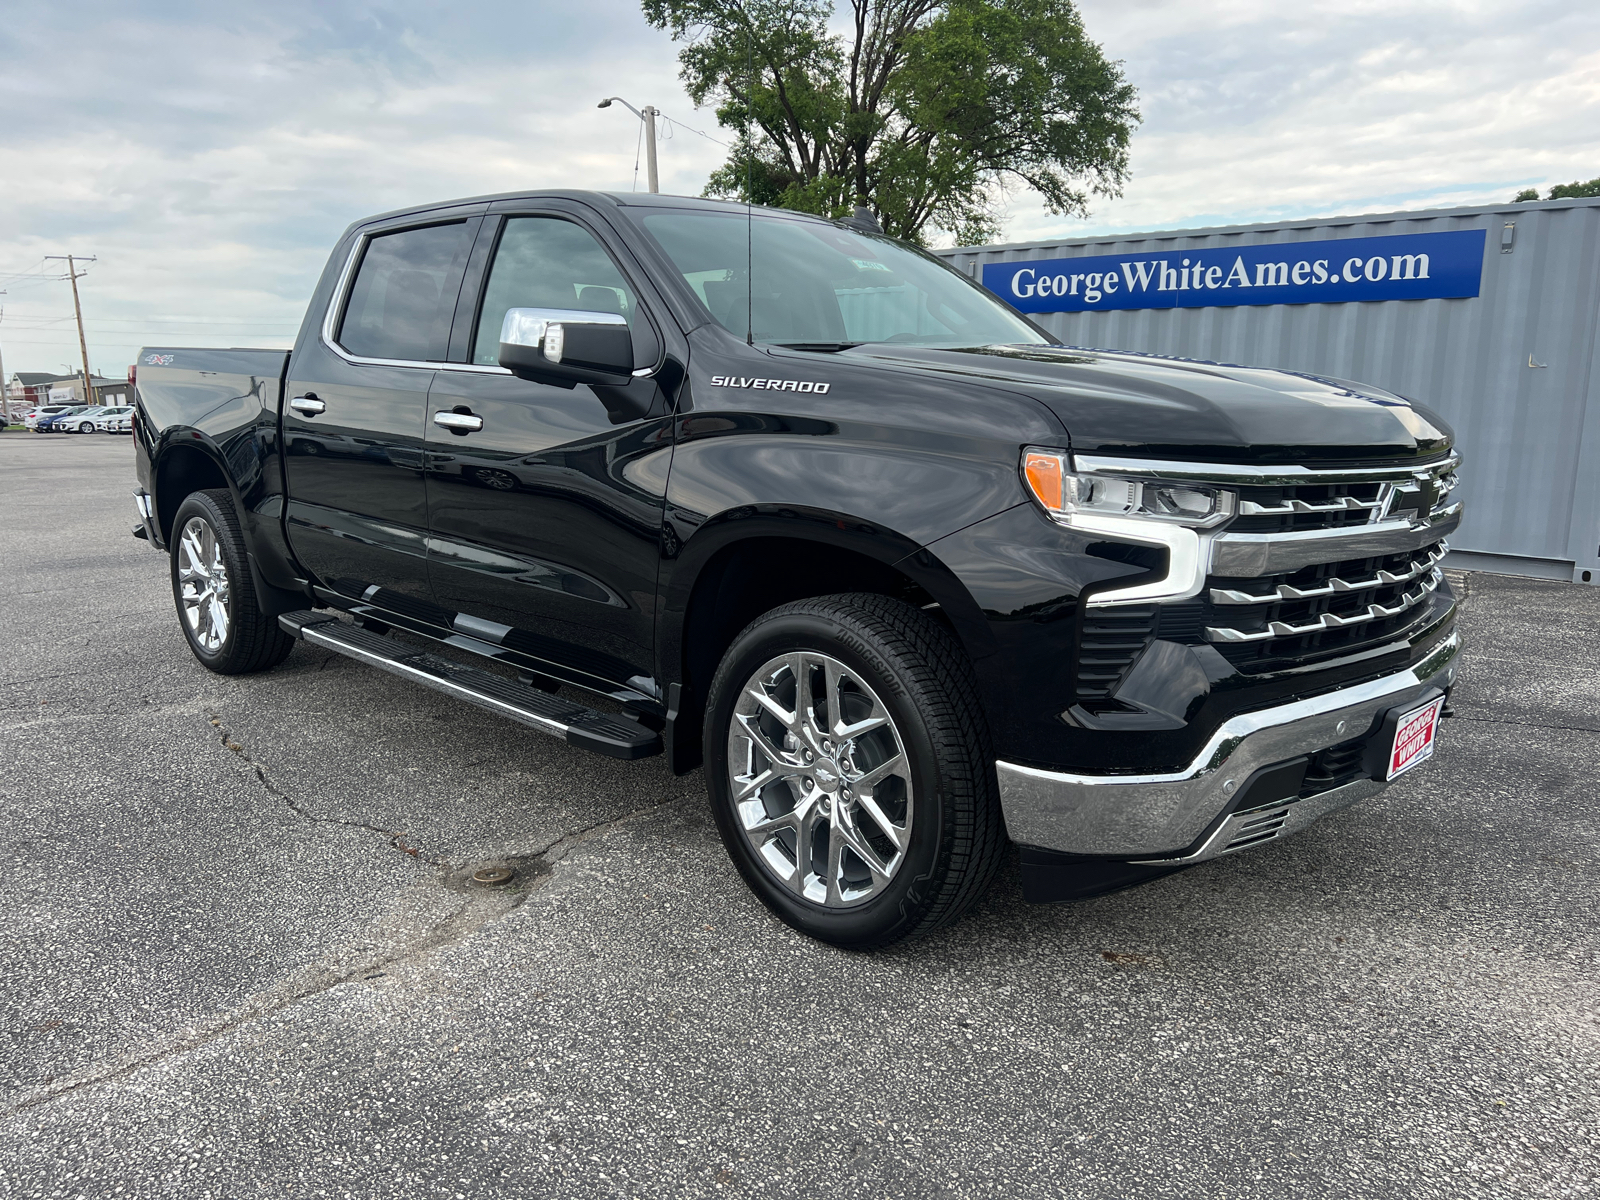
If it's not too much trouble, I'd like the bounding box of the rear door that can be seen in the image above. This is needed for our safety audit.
[283,213,480,619]
[421,207,677,699]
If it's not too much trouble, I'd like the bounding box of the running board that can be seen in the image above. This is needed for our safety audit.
[278,612,661,760]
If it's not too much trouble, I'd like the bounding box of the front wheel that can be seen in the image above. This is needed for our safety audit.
[704,594,1005,949]
[169,490,295,674]
[78,421,94,433]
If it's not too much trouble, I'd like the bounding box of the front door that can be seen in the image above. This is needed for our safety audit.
[423,212,676,699]
[283,215,479,619]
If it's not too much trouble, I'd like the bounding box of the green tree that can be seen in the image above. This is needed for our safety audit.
[1549,176,1600,200]
[1514,176,1600,202]
[640,0,1139,244]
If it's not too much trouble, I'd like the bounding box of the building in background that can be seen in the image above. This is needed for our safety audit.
[8,371,134,408]
[939,196,1600,586]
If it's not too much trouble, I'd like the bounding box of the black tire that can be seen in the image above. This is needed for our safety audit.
[704,593,1005,949]
[78,421,94,433]
[169,489,295,675]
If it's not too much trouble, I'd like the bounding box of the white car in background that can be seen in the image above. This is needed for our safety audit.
[94,406,135,432]
[24,404,75,431]
[61,406,111,433]
[107,410,134,434]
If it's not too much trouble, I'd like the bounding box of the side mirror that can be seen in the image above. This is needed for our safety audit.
[498,308,634,387]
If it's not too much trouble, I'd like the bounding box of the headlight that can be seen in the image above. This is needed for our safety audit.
[1022,449,1235,529]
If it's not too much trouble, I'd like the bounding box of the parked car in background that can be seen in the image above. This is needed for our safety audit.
[47,407,95,432]
[25,404,76,431]
[106,410,134,435]
[92,406,134,432]
[63,406,111,433]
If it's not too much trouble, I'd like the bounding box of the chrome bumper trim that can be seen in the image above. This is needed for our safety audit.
[995,631,1460,857]
[1128,779,1385,866]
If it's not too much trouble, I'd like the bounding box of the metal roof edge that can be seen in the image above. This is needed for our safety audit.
[940,196,1600,254]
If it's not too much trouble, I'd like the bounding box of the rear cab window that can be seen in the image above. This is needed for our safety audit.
[336,221,474,362]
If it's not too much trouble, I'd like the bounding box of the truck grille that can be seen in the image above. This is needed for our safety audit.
[1230,481,1386,533]
[1073,452,1461,701]
[1230,462,1459,534]
[1199,545,1447,668]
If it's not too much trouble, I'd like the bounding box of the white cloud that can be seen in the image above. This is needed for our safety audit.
[2,0,1596,374]
[998,0,1600,242]
[0,0,726,375]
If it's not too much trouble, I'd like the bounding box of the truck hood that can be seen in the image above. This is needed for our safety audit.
[849,343,1452,463]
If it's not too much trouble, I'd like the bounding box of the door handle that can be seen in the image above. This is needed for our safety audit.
[433,410,484,434]
[289,395,326,416]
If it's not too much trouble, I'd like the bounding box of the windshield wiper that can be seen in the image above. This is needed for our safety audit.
[771,341,865,352]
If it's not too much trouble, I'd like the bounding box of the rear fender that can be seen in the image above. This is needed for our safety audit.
[149,430,309,618]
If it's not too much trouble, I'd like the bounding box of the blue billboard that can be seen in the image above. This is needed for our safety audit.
[984,228,1486,313]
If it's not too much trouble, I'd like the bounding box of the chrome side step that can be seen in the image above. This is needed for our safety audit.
[279,612,661,760]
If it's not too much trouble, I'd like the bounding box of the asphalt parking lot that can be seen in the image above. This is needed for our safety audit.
[1,431,1595,1199]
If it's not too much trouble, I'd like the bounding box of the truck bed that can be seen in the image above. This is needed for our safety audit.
[136,347,290,436]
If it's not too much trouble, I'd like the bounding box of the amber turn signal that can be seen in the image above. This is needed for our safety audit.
[1023,450,1065,512]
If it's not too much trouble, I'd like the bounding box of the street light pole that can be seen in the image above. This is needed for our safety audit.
[45,254,97,404]
[597,97,660,193]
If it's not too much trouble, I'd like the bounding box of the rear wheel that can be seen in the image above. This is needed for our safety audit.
[704,593,1005,949]
[169,490,295,674]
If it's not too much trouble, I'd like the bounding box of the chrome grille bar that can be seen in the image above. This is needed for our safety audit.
[1236,495,1384,516]
[1210,544,1448,606]
[1071,452,1460,487]
[1205,569,1442,643]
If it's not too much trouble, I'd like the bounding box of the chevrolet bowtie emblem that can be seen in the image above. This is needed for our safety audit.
[1381,470,1439,525]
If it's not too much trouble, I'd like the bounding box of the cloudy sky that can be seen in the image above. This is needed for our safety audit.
[1,0,1596,378]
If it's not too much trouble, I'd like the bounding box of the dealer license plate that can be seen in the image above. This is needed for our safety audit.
[1388,696,1445,780]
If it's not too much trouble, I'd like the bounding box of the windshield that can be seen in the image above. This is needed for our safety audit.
[638,210,1048,349]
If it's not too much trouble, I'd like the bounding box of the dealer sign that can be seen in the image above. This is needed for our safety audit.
[985,228,1486,314]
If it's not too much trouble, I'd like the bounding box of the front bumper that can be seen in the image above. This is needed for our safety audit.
[997,629,1460,862]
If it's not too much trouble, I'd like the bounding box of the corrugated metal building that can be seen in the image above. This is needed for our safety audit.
[936,197,1600,585]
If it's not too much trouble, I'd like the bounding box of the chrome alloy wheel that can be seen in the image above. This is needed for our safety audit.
[177,516,232,653]
[728,651,913,908]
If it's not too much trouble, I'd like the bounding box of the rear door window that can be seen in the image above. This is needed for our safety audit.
[471,218,637,366]
[337,222,472,362]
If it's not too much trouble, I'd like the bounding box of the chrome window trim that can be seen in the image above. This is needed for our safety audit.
[319,231,514,377]
[1071,453,1459,486]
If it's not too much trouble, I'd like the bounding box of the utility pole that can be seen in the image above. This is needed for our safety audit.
[643,106,659,194]
[0,298,9,425]
[45,255,96,403]
[597,97,660,193]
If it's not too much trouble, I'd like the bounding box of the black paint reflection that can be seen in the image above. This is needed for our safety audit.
[423,371,674,691]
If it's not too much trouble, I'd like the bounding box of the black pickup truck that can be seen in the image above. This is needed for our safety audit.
[133,190,1462,947]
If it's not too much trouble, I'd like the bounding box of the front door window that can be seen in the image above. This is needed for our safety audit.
[471,218,638,366]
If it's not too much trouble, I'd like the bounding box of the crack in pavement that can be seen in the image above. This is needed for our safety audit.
[207,710,438,865]
[0,718,686,1120]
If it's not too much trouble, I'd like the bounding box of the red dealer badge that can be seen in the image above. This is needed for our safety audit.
[1388,696,1445,780]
